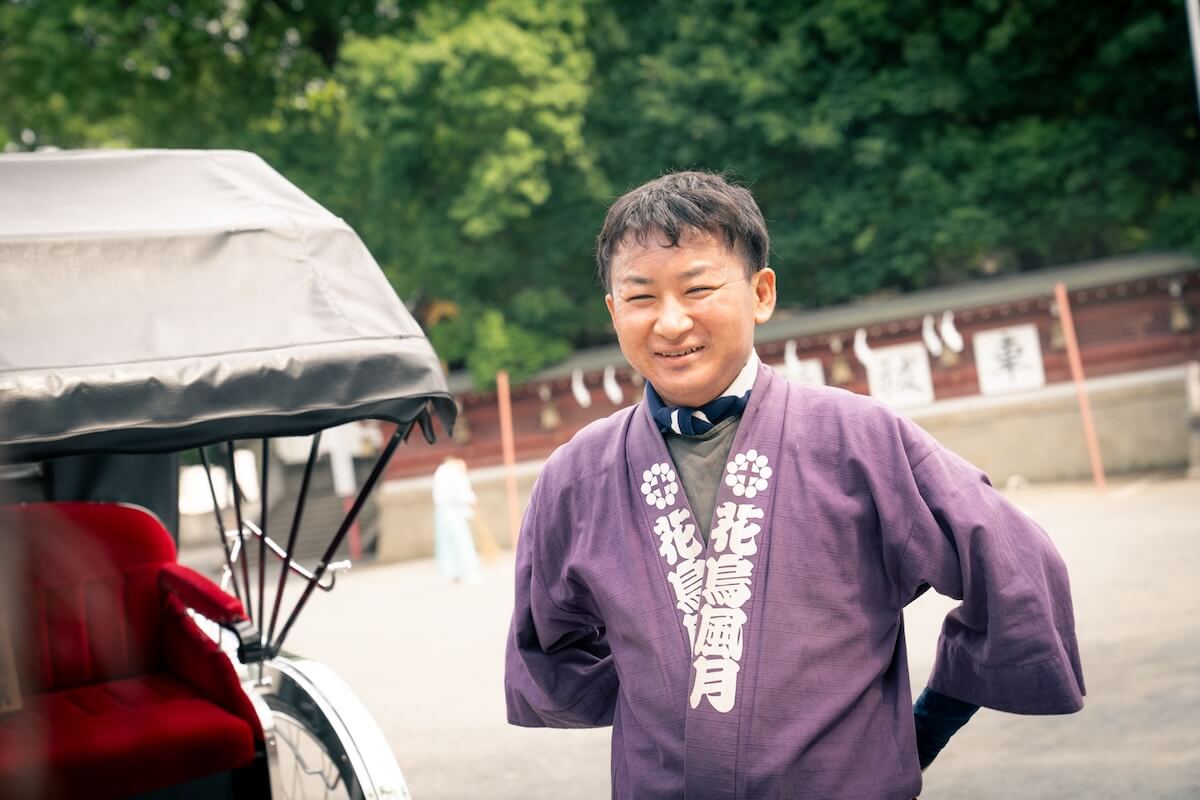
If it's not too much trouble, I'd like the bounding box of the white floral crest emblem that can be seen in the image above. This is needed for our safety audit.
[641,462,679,509]
[724,449,772,499]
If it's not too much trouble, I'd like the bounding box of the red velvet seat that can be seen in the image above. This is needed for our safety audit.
[0,502,262,799]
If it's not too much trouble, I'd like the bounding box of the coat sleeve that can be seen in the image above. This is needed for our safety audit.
[504,475,618,728]
[896,433,1085,715]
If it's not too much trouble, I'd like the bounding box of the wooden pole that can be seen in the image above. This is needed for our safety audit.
[1054,282,1107,493]
[496,370,522,546]
[1187,361,1200,479]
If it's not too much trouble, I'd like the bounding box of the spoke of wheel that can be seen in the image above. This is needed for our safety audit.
[226,441,254,624]
[273,715,346,799]
[258,437,269,650]
[267,432,322,648]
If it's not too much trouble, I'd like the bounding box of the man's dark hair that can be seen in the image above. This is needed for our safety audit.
[595,170,769,291]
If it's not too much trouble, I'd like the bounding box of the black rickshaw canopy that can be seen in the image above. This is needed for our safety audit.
[0,148,454,461]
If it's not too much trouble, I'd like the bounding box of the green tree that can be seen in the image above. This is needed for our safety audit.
[3,0,1196,388]
[0,0,433,145]
[468,309,571,389]
[584,0,1198,305]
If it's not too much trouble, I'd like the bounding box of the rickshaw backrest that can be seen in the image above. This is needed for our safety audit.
[1,502,178,694]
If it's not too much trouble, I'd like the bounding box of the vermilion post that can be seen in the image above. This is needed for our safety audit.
[496,370,521,546]
[1055,282,1107,493]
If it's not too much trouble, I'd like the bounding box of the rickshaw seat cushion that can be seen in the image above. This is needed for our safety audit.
[160,562,247,625]
[0,673,256,799]
[5,501,178,692]
[0,502,263,797]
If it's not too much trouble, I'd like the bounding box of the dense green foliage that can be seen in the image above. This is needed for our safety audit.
[3,0,1196,386]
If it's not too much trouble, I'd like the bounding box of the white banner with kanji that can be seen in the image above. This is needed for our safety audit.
[865,342,935,409]
[973,324,1046,396]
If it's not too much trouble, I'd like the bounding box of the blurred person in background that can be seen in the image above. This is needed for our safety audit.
[432,456,481,584]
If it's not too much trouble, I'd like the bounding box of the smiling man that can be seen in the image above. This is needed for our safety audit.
[504,171,1084,799]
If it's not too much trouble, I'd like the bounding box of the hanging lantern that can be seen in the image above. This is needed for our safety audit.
[939,311,964,353]
[451,400,472,443]
[922,314,944,358]
[1169,279,1194,333]
[938,310,964,366]
[829,335,853,385]
[603,365,625,405]
[1048,303,1066,350]
[853,328,875,367]
[570,368,592,409]
[783,340,803,383]
[538,385,562,431]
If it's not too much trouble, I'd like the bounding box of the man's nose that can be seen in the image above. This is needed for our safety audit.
[654,296,694,339]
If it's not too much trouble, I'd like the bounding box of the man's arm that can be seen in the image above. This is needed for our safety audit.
[912,686,979,769]
[895,431,1085,717]
[504,477,618,729]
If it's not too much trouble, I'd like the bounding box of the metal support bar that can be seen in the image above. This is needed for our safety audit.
[257,438,269,648]
[266,431,322,647]
[199,447,242,605]
[269,421,411,656]
[227,441,255,624]
[233,520,349,592]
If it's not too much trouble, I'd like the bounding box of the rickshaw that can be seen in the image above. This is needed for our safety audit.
[0,149,455,799]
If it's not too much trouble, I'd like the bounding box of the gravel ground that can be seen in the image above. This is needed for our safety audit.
[214,473,1200,799]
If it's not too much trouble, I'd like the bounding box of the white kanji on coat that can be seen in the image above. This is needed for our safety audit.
[702,553,754,608]
[654,508,700,565]
[640,462,679,509]
[711,502,764,556]
[724,449,772,499]
[695,606,747,660]
[667,557,705,614]
[689,655,741,713]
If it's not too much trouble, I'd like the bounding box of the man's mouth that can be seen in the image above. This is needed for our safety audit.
[656,346,704,359]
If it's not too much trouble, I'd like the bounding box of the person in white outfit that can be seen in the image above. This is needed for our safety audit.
[432,456,482,583]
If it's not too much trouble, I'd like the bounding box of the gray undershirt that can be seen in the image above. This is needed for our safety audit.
[663,415,741,545]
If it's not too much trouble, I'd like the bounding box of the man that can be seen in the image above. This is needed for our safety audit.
[505,171,1084,799]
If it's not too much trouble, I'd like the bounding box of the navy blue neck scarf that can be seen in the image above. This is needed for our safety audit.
[644,354,759,436]
[646,385,750,436]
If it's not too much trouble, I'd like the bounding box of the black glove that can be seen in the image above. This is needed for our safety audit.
[913,686,979,770]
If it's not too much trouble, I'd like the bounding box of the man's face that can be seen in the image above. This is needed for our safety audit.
[605,230,776,408]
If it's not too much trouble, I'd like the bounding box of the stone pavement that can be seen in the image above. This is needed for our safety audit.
[262,474,1199,799]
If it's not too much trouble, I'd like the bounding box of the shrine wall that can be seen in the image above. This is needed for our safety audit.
[384,254,1198,482]
[373,364,1189,562]
[911,365,1188,484]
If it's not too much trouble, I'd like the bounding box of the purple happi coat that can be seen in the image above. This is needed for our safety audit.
[505,361,1084,799]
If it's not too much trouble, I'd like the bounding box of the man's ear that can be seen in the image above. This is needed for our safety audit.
[605,293,617,326]
[752,268,777,324]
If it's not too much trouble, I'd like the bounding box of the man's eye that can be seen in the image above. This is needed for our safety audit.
[626,294,654,302]
[687,286,715,295]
